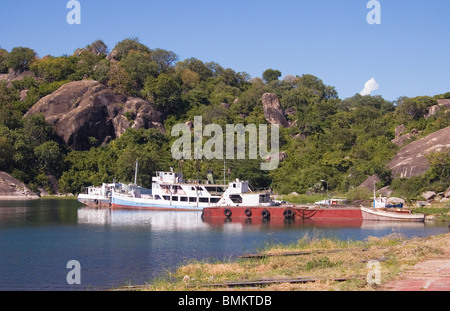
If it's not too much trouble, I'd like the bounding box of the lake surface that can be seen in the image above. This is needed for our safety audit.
[0,199,448,291]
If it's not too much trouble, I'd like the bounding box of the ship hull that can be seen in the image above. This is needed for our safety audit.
[77,194,110,207]
[111,195,205,211]
[202,206,363,221]
[361,207,425,222]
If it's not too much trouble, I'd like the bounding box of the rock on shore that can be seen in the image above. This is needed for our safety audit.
[0,172,39,200]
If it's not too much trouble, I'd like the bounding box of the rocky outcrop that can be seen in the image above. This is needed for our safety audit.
[392,124,420,147]
[0,69,35,84]
[0,172,39,200]
[358,175,380,190]
[358,175,394,197]
[387,126,450,178]
[265,152,288,163]
[262,93,289,128]
[392,128,420,147]
[25,80,165,151]
[425,99,450,118]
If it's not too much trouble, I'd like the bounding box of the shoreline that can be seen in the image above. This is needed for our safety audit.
[118,232,450,292]
[0,195,77,200]
[0,196,40,200]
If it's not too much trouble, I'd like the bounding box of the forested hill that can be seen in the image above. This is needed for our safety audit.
[0,38,449,199]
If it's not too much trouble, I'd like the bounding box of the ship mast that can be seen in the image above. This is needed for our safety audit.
[223,159,226,186]
[134,159,138,186]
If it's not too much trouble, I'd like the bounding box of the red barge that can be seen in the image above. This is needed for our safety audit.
[202,205,363,222]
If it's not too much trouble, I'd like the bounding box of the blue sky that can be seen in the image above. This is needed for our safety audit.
[1,0,449,101]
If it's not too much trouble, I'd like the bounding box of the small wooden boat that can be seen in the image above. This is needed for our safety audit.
[361,206,425,222]
[362,183,424,222]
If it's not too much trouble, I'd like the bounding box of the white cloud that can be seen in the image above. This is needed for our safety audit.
[360,78,379,96]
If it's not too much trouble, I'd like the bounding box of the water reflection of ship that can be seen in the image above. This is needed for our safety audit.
[77,208,207,230]
[200,215,364,229]
[360,221,425,230]
[77,207,427,232]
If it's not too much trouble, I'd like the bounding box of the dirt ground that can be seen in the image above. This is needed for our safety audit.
[380,233,450,291]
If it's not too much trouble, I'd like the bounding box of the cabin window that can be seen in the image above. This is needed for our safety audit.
[189,197,197,202]
[180,197,187,202]
[229,195,242,204]
[155,195,161,200]
[163,195,170,201]
[172,196,178,201]
[172,185,181,193]
[199,198,208,203]
[205,186,224,192]
[259,194,269,203]
[210,198,220,203]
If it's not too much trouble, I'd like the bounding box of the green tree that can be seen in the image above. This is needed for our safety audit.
[21,114,56,147]
[143,73,182,114]
[30,56,75,82]
[150,48,178,73]
[120,50,158,90]
[395,96,435,122]
[0,128,14,171]
[34,141,63,176]
[0,82,22,129]
[107,64,135,95]
[85,40,109,56]
[6,47,37,72]
[231,78,267,115]
[111,37,151,61]
[176,58,213,81]
[425,150,450,186]
[181,69,201,90]
[91,59,110,84]
[0,48,9,73]
[262,69,281,84]
[72,50,107,80]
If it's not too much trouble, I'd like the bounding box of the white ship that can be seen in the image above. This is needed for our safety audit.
[110,170,273,211]
[77,182,122,206]
[77,182,151,207]
[77,160,151,207]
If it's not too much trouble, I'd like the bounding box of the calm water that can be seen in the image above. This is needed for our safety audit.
[0,199,448,291]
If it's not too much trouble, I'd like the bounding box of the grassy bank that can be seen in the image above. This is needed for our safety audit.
[121,233,449,291]
[413,206,450,222]
[39,195,78,200]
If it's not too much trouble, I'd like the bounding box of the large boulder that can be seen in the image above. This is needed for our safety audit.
[265,151,288,163]
[0,172,39,199]
[394,124,406,139]
[0,69,35,84]
[425,99,450,118]
[358,174,380,190]
[387,126,450,178]
[422,191,436,200]
[262,93,289,128]
[391,128,420,147]
[25,80,165,151]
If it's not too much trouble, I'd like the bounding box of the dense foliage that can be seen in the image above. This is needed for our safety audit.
[0,39,449,198]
